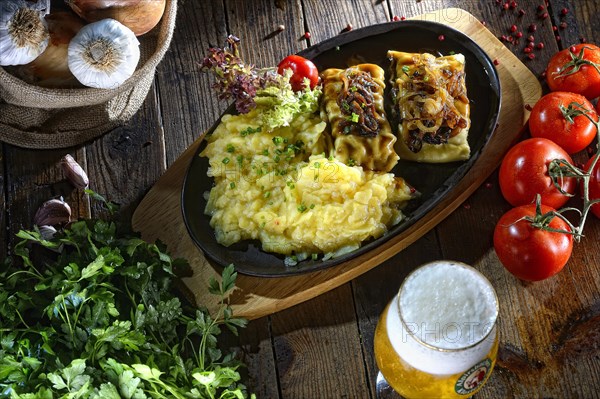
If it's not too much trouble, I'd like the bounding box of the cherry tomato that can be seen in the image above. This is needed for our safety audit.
[277,55,319,92]
[499,138,577,208]
[583,155,600,219]
[546,44,600,100]
[494,204,573,281]
[529,92,598,154]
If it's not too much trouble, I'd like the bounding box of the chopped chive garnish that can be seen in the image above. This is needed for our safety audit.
[226,144,235,153]
[222,157,230,164]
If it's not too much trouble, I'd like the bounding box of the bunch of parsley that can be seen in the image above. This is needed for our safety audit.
[0,212,254,398]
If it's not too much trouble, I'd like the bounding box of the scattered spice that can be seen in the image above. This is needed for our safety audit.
[493,59,500,65]
[438,34,445,41]
[304,31,311,39]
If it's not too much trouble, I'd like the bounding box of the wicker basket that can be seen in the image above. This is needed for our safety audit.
[0,0,177,149]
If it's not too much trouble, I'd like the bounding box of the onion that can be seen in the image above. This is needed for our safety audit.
[15,11,85,87]
[65,0,166,36]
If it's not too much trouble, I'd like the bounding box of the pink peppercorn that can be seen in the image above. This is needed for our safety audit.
[438,34,445,41]
[528,53,535,60]
[510,1,517,8]
[540,12,549,19]
[527,35,535,42]
[493,59,500,65]
[560,22,567,29]
[570,46,577,53]
[392,15,400,21]
[503,3,509,10]
[510,24,518,32]
[537,4,544,11]
[524,47,532,54]
[401,16,406,21]
[528,42,535,48]
[529,24,537,32]
[561,8,569,15]
[518,9,526,16]
[304,31,311,39]
[537,42,544,49]
[516,31,523,38]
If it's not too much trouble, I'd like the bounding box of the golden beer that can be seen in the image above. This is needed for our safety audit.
[374,261,499,399]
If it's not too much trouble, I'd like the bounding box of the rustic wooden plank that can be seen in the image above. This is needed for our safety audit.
[232,318,280,399]
[0,145,6,259]
[300,0,390,43]
[352,231,443,399]
[549,0,600,48]
[271,284,371,399]
[84,85,165,224]
[155,0,229,164]
[226,0,306,67]
[3,147,90,249]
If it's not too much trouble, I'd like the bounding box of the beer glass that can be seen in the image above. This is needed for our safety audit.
[374,261,499,399]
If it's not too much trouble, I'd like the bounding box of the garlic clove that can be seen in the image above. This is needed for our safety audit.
[68,18,140,89]
[38,225,57,241]
[34,198,72,227]
[61,154,89,189]
[0,0,50,66]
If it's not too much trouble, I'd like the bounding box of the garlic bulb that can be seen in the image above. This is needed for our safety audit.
[0,0,50,66]
[68,18,140,89]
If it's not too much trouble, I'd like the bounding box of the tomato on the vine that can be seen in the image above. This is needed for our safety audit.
[494,203,573,281]
[529,92,598,154]
[583,155,600,219]
[277,55,319,92]
[546,44,600,100]
[499,138,577,209]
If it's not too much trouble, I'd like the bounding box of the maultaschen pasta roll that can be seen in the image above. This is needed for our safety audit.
[388,51,471,163]
[320,64,399,172]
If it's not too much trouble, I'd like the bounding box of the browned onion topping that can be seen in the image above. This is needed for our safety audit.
[337,71,380,137]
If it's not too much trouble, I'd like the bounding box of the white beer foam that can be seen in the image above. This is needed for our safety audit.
[387,261,498,375]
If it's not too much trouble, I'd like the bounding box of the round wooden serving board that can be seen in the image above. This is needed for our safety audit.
[132,8,541,320]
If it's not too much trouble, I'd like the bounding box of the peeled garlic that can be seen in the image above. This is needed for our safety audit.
[0,0,50,66]
[68,18,140,89]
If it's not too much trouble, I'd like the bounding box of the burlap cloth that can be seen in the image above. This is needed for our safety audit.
[0,0,177,149]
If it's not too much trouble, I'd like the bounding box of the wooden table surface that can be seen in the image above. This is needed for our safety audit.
[2,0,600,398]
